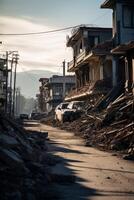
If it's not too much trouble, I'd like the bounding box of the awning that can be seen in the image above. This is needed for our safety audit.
[111,41,134,54]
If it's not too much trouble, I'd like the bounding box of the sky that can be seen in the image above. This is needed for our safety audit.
[0,0,112,74]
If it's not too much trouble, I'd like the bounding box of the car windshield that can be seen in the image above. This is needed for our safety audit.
[67,101,84,109]
[62,103,69,109]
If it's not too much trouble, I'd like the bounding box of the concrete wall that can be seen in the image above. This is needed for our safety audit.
[72,29,112,58]
[88,30,112,44]
[113,2,134,45]
[103,58,112,79]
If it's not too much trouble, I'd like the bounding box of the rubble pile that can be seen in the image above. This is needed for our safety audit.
[41,109,56,126]
[48,93,134,158]
[0,114,50,200]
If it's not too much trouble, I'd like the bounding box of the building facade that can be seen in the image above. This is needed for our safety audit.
[101,0,134,92]
[38,75,76,112]
[65,26,112,102]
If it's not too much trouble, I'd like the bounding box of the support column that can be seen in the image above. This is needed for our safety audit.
[125,57,129,92]
[62,60,66,99]
[112,56,118,87]
[132,59,134,95]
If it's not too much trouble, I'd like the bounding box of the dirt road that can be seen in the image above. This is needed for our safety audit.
[26,121,134,200]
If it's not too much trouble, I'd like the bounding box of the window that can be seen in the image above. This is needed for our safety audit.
[133,10,134,27]
[94,37,99,45]
[88,35,99,48]
[123,6,134,28]
[54,86,62,95]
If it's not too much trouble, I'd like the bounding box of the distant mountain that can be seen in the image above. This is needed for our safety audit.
[16,70,61,98]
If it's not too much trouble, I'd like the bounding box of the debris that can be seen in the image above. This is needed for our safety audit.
[0,113,51,200]
[42,92,134,158]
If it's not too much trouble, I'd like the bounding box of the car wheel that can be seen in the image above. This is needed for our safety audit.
[61,115,65,123]
[69,114,74,122]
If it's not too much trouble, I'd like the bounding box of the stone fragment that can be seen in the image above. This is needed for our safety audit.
[0,148,24,168]
[0,134,18,147]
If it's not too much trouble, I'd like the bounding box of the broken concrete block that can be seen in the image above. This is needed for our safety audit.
[0,134,19,148]
[0,148,24,168]
[6,191,22,200]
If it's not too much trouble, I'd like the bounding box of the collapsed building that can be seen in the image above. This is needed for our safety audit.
[65,26,112,105]
[65,0,134,108]
[37,78,49,112]
[55,0,134,155]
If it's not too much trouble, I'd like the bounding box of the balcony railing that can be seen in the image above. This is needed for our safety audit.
[76,49,86,64]
[68,49,86,72]
[67,60,75,71]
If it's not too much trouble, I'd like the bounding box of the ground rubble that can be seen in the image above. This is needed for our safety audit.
[0,114,53,200]
[42,92,134,160]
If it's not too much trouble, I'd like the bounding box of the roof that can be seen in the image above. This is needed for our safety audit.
[111,41,134,54]
[100,0,115,9]
[67,26,112,47]
[44,75,76,87]
[39,78,49,82]
[101,0,134,9]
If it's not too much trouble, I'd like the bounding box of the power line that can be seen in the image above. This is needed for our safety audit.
[0,11,110,36]
[0,25,80,36]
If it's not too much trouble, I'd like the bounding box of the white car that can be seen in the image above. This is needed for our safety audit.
[55,101,84,123]
[55,102,69,122]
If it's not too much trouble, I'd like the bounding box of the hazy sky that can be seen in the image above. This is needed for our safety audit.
[0,0,112,73]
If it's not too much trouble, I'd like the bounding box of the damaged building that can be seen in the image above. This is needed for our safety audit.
[38,78,49,112]
[65,26,112,104]
[65,0,134,106]
[101,0,134,94]
[38,75,76,112]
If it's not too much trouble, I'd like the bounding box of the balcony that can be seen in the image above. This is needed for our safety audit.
[76,49,86,64]
[67,60,75,72]
[67,49,86,72]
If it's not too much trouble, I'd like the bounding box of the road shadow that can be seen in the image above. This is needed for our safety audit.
[46,137,134,200]
[49,141,90,155]
[24,125,134,200]
[69,164,134,174]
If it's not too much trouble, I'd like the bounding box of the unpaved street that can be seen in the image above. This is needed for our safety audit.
[26,121,134,200]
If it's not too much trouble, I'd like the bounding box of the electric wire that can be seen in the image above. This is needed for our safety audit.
[0,25,80,36]
[0,11,110,36]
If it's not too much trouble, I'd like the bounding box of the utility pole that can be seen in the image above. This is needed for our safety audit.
[9,58,14,116]
[15,87,20,116]
[12,53,19,117]
[62,60,66,99]
[2,50,18,115]
[5,51,8,113]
